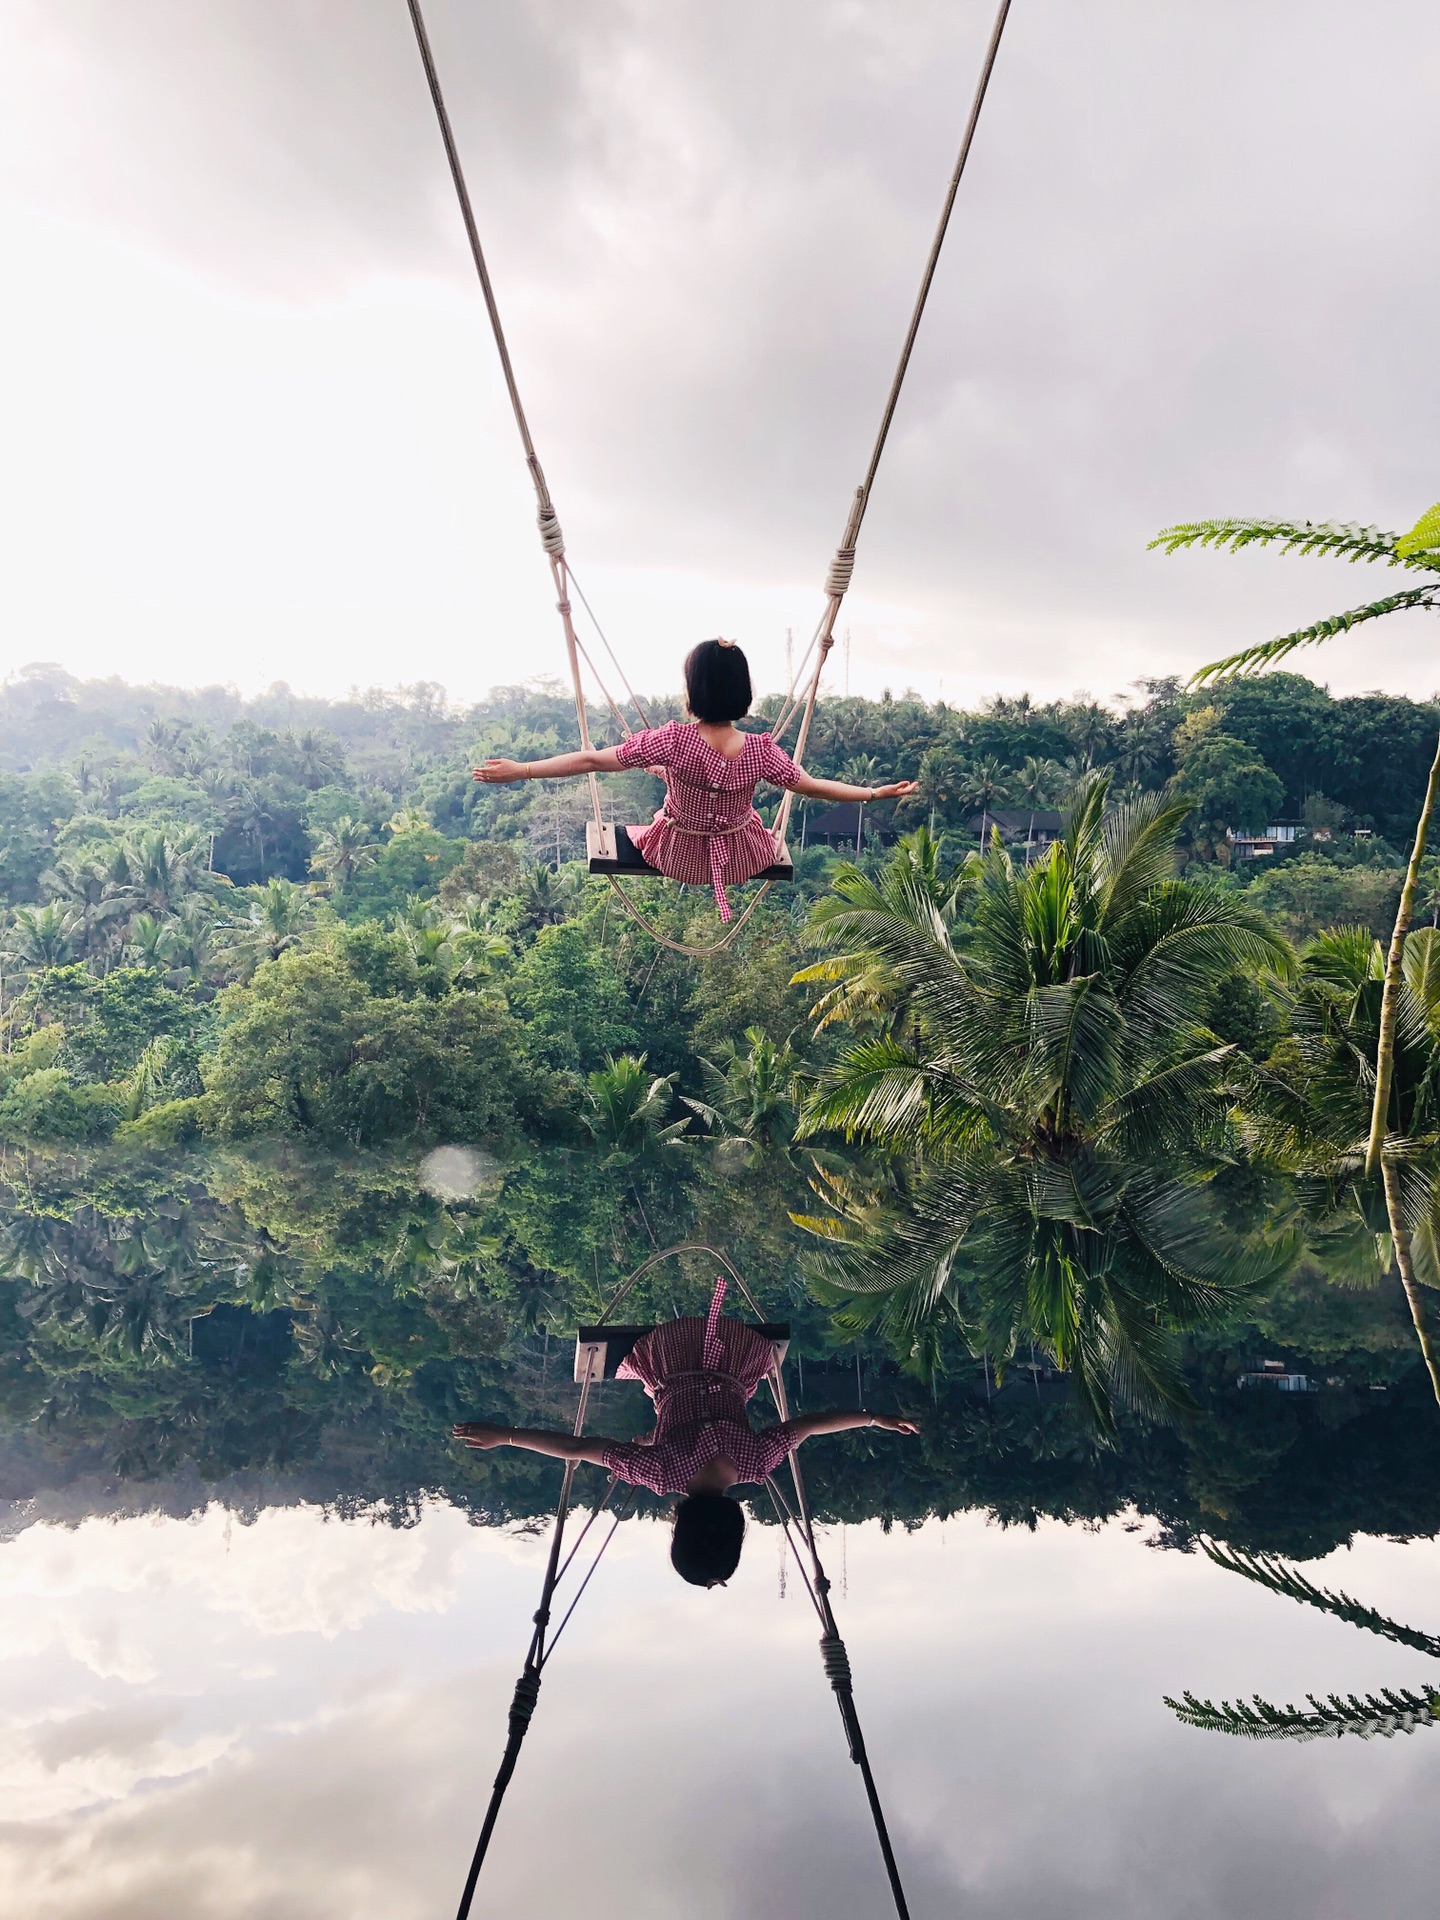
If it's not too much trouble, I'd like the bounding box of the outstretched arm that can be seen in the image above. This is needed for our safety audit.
[787,772,917,802]
[787,1409,919,1443]
[453,1419,613,1467]
[474,748,627,785]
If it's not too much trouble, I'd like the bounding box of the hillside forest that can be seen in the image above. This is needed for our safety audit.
[1,659,1439,1535]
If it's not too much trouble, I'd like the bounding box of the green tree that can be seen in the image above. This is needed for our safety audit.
[310,815,379,887]
[795,773,1294,1432]
[1172,730,1284,860]
[507,922,640,1076]
[1155,502,1440,1182]
[583,1053,689,1158]
[201,945,536,1146]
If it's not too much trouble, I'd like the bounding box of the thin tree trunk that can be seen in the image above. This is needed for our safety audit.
[1365,727,1440,1177]
[1380,1156,1440,1408]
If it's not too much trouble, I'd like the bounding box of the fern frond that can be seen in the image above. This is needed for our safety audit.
[1202,1541,1440,1656]
[1150,518,1403,564]
[1191,585,1440,685]
[1166,1686,1440,1742]
[1396,499,1440,560]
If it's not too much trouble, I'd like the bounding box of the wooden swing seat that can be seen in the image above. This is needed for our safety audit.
[574,1322,791,1382]
[585,820,793,882]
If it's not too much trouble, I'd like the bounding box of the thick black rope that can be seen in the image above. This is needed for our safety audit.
[449,1246,915,1919]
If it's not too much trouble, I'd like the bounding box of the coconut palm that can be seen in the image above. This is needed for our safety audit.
[1247,925,1440,1401]
[120,828,209,917]
[39,852,129,965]
[956,759,1010,845]
[583,1053,690,1159]
[794,827,961,1037]
[519,862,582,927]
[1167,1541,1440,1743]
[794,772,1296,1433]
[310,815,379,887]
[1155,501,1440,1183]
[1013,756,1065,853]
[685,1027,805,1169]
[236,878,310,970]
[5,903,81,971]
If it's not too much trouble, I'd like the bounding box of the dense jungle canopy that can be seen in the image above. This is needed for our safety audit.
[0,662,1438,1555]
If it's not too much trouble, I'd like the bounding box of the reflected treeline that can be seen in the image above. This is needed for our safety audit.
[0,1140,1437,1560]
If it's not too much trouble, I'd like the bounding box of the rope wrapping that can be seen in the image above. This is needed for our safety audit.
[825,548,857,597]
[820,1632,854,1694]
[507,1668,541,1734]
[537,505,566,555]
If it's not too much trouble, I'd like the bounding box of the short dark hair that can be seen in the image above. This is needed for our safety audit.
[670,1492,746,1586]
[684,639,752,724]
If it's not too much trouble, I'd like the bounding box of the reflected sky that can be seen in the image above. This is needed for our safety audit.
[1,1505,1435,1919]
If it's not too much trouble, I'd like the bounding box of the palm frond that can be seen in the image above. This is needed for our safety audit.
[1114,885,1292,1032]
[1192,585,1439,685]
[1166,1686,1440,1742]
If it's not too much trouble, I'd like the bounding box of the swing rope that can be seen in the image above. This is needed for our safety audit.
[403,0,1013,956]
[452,1244,912,1918]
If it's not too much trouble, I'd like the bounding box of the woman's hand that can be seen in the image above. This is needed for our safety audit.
[871,780,918,800]
[473,760,527,784]
[453,1420,509,1449]
[869,1413,920,1435]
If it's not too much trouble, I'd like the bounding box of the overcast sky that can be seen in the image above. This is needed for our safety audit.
[3,1507,1437,1917]
[0,0,1435,709]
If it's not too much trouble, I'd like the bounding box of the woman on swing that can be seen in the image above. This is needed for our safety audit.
[455,1278,919,1586]
[473,639,917,921]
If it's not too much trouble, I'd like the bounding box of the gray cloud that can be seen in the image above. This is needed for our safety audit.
[0,0,1436,698]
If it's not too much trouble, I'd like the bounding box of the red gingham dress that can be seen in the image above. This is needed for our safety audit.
[613,720,804,920]
[599,1279,799,1496]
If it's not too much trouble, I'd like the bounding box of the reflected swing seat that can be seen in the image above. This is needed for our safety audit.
[574,1320,791,1381]
[584,820,794,883]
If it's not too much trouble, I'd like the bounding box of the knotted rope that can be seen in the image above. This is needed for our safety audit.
[403,0,1013,958]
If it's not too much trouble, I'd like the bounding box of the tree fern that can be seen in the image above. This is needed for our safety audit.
[1166,1686,1440,1742]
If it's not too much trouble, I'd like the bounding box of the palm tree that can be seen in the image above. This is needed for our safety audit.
[956,759,1010,846]
[685,1027,805,1169]
[40,852,129,965]
[121,828,208,917]
[794,772,1295,1432]
[519,863,582,926]
[794,827,961,1037]
[583,1053,690,1159]
[1014,755,1064,855]
[310,815,379,888]
[5,903,80,972]
[289,728,346,790]
[237,878,309,969]
[1247,925,1440,1401]
[1154,501,1440,1184]
[1167,1541,1440,1742]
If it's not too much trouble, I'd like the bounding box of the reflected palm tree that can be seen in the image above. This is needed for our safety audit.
[1167,1540,1440,1742]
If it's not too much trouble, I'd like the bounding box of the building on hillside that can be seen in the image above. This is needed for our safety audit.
[1229,823,1302,860]
[801,801,899,853]
[1237,1359,1312,1392]
[966,807,1063,851]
